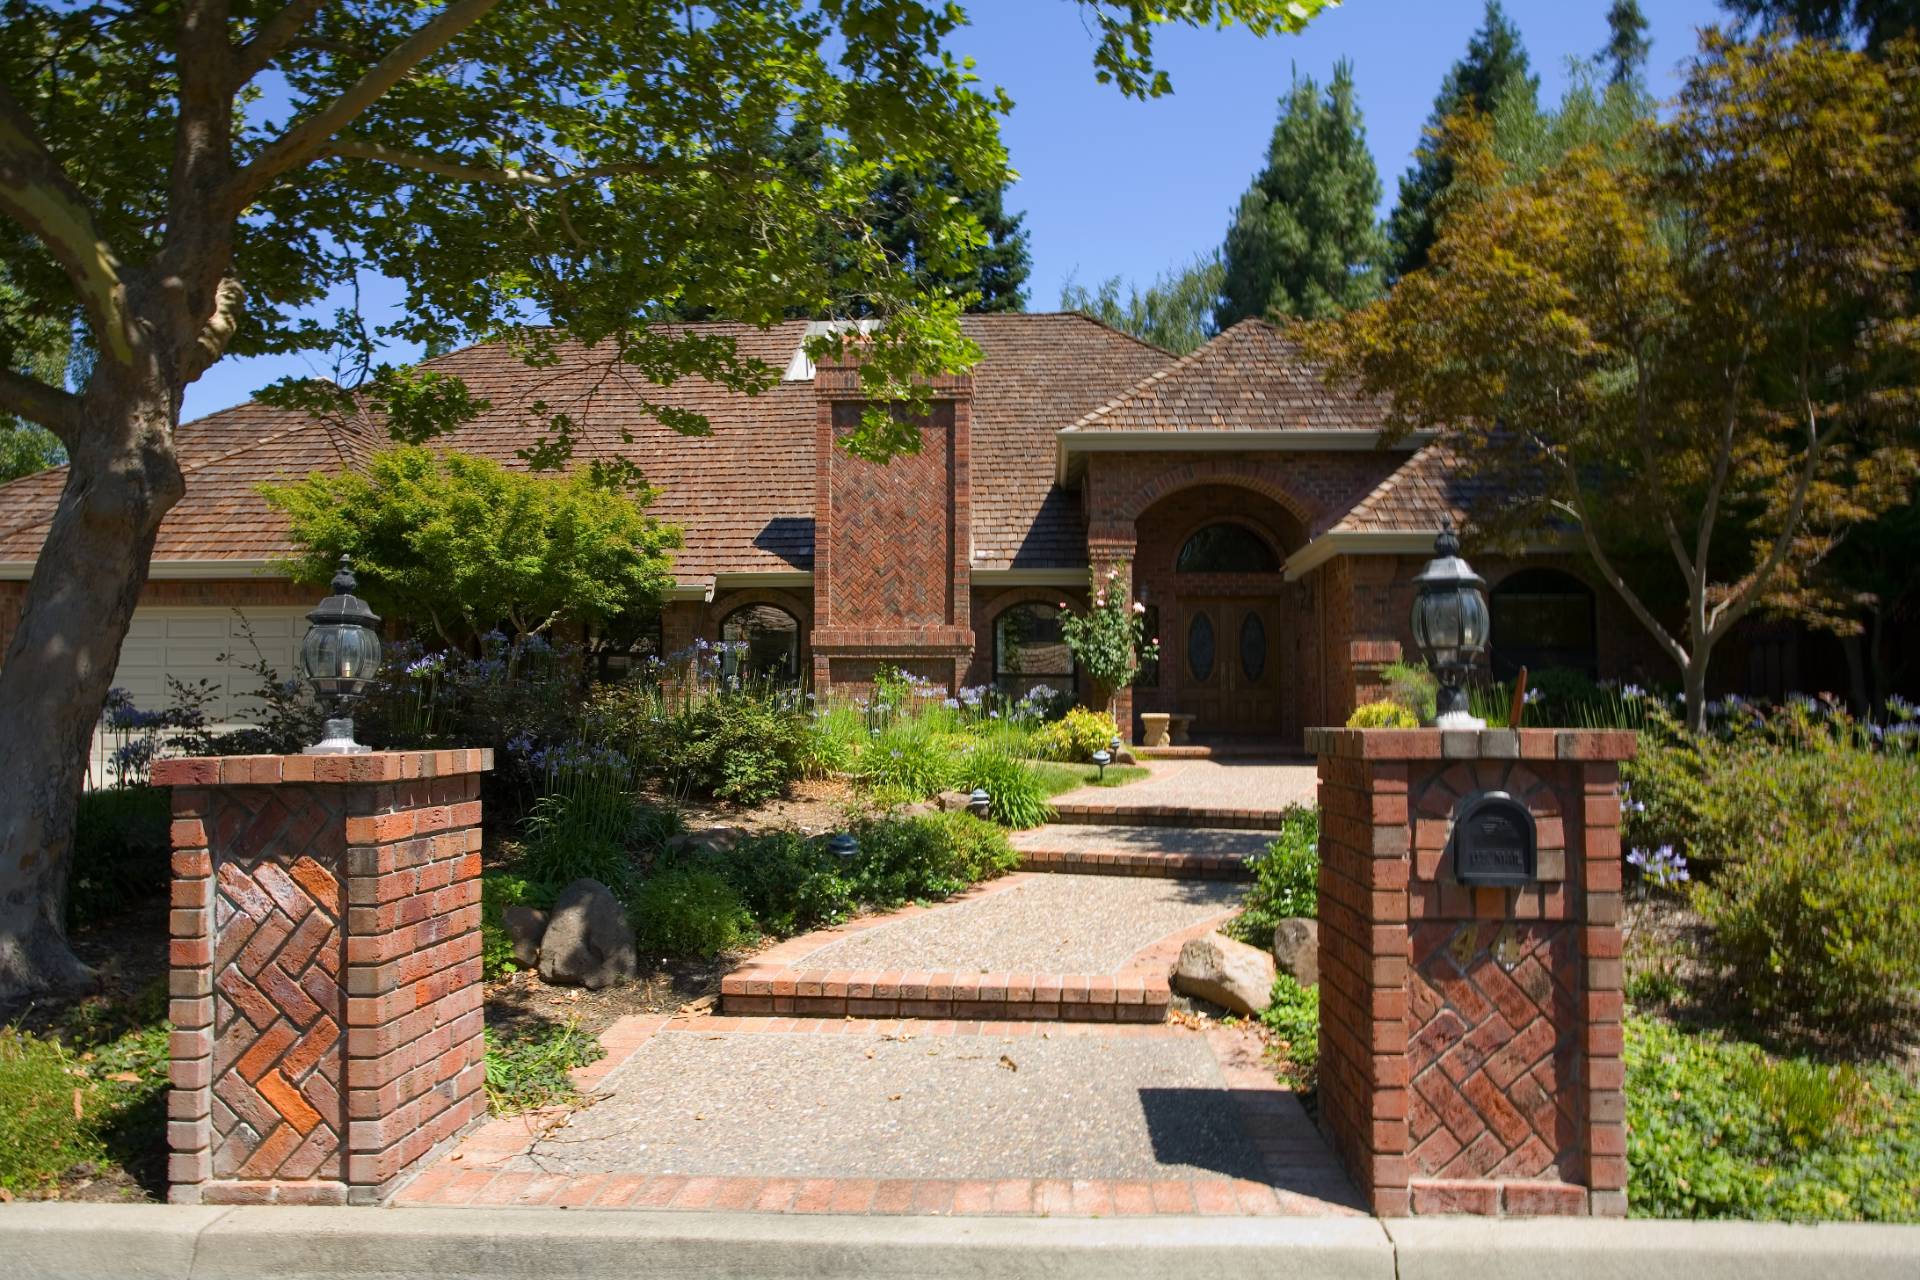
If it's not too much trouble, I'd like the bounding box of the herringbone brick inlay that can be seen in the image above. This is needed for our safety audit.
[1408,920,1581,1183]
[208,787,347,1182]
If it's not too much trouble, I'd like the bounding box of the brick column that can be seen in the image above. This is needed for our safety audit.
[154,749,493,1206]
[1306,727,1633,1218]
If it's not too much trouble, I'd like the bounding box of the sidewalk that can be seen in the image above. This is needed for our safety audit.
[9,1202,1920,1280]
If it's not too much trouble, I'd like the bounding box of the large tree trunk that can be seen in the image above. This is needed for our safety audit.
[0,376,182,1002]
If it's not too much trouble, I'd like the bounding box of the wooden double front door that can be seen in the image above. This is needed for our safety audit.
[1174,597,1282,736]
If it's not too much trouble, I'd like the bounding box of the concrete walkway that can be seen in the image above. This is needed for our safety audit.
[395,1014,1359,1218]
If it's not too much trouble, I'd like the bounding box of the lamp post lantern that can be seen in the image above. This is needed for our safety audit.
[1409,522,1490,730]
[300,555,383,754]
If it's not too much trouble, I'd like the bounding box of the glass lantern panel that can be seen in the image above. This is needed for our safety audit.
[301,625,338,682]
[337,625,382,681]
[1460,590,1489,651]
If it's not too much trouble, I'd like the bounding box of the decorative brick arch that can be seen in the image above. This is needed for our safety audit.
[703,588,814,682]
[1097,457,1325,534]
[1157,510,1293,574]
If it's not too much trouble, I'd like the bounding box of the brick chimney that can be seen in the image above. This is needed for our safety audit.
[809,356,974,696]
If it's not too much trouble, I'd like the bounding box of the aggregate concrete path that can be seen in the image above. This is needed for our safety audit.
[788,872,1241,974]
[502,1023,1291,1184]
[1051,757,1317,818]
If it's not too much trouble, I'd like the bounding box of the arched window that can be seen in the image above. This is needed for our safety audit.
[1176,523,1280,574]
[1490,569,1596,680]
[994,602,1073,694]
[721,604,800,683]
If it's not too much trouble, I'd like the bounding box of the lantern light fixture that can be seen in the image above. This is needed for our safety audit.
[827,832,861,862]
[1091,747,1112,781]
[1409,522,1490,730]
[968,787,991,820]
[300,555,383,755]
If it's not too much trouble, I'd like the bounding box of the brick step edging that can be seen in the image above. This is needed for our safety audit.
[1048,805,1284,833]
[721,970,1172,1022]
[1015,849,1252,880]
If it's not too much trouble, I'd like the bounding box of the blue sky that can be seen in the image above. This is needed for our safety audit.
[184,0,1728,420]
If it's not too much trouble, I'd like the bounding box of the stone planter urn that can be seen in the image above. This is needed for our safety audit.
[1140,712,1171,748]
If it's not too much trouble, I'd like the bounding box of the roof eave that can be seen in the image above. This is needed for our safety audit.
[1055,427,1434,486]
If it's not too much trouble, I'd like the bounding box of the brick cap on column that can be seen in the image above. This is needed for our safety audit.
[1304,727,1636,762]
[152,749,494,788]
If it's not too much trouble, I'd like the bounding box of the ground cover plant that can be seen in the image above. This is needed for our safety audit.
[0,982,170,1196]
[1258,975,1320,1091]
[482,1021,606,1115]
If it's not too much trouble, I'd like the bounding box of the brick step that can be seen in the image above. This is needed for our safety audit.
[1047,803,1285,832]
[1014,847,1253,880]
[719,969,1171,1023]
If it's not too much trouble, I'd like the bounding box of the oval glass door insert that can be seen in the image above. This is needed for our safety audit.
[1188,611,1215,682]
[1240,610,1266,682]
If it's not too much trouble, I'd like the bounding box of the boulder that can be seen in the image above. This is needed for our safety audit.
[900,800,938,818]
[1173,931,1276,1016]
[669,826,750,856]
[539,878,639,989]
[501,905,549,969]
[935,790,975,813]
[1271,918,1320,988]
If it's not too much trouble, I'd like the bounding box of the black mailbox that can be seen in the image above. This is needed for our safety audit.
[1449,791,1538,887]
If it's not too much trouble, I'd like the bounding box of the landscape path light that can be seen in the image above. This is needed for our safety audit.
[827,832,861,862]
[1409,522,1489,730]
[968,787,991,819]
[300,554,383,754]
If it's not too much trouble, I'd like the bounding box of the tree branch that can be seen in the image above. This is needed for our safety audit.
[1556,471,1690,670]
[1706,399,1829,645]
[185,277,247,380]
[233,0,328,84]
[228,0,502,206]
[0,366,82,439]
[313,139,662,188]
[0,83,139,369]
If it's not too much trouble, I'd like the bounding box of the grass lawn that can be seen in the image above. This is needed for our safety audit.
[1027,761,1151,795]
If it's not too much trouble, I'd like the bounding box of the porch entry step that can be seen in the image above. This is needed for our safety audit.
[1048,803,1285,833]
[1010,824,1267,880]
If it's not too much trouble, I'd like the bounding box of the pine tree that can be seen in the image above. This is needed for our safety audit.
[1602,0,1651,85]
[1723,0,1920,52]
[871,163,1033,313]
[1385,0,1539,279]
[1214,62,1389,327]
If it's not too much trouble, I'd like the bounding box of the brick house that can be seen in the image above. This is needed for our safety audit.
[0,315,1669,746]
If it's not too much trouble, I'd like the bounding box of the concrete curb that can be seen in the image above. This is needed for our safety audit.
[5,1205,1920,1280]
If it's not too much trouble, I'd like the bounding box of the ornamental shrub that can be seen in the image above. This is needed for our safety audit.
[68,785,172,929]
[1379,660,1436,723]
[1623,699,1920,1048]
[703,830,855,938]
[629,868,758,958]
[850,811,1018,906]
[952,746,1054,829]
[855,715,962,799]
[1346,699,1419,729]
[1034,706,1120,762]
[1230,805,1319,945]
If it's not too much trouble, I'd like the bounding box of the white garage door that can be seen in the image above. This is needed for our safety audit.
[111,606,310,724]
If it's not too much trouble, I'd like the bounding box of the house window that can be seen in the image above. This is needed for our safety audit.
[1176,523,1279,574]
[995,603,1073,694]
[721,604,800,683]
[1490,569,1596,680]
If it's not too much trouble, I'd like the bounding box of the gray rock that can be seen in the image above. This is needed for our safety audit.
[501,905,549,969]
[935,790,975,813]
[1271,918,1320,988]
[900,801,939,818]
[1172,931,1276,1016]
[539,878,639,990]
[667,826,748,856]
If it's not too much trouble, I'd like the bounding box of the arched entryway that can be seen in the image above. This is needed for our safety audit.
[1131,484,1316,743]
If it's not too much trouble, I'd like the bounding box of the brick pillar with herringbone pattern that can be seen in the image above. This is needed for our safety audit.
[1305,727,1634,1218]
[809,357,974,695]
[155,749,492,1206]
